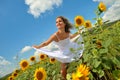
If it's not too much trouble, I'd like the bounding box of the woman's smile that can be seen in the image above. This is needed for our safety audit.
[56,18,65,28]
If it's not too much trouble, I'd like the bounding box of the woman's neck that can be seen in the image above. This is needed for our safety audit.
[58,29,66,34]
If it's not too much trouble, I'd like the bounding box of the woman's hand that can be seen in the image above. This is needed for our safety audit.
[32,45,40,49]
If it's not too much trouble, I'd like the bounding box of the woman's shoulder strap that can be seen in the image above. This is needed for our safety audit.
[54,33,60,41]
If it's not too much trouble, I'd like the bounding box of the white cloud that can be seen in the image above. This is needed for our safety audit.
[0,56,15,78]
[103,1,120,22]
[0,56,11,66]
[20,46,32,53]
[93,0,120,22]
[0,64,15,78]
[93,0,117,5]
[25,0,62,18]
[13,55,18,60]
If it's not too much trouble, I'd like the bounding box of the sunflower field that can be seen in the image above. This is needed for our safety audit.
[1,2,120,80]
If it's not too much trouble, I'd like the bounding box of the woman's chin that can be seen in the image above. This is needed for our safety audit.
[57,26,64,29]
[57,27,61,29]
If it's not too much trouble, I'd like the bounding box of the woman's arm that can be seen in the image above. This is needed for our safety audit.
[33,34,55,49]
[70,30,81,39]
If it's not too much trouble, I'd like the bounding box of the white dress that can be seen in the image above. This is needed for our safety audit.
[33,34,84,63]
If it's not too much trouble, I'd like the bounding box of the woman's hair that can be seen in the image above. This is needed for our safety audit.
[57,16,73,33]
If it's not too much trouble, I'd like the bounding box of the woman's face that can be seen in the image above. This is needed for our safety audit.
[56,17,66,29]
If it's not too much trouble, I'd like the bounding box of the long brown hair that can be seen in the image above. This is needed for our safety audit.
[57,16,73,33]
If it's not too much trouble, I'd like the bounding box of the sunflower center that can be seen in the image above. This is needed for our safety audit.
[86,23,90,27]
[14,73,17,77]
[51,58,55,62]
[10,77,13,80]
[76,19,82,25]
[40,55,45,59]
[36,71,43,80]
[31,57,35,61]
[100,5,104,9]
[15,70,19,73]
[96,41,102,45]
[22,62,28,67]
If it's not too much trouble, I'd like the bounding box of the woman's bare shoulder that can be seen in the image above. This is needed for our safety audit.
[49,32,58,41]
[50,33,56,38]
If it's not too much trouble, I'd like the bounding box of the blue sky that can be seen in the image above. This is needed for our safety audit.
[0,0,120,77]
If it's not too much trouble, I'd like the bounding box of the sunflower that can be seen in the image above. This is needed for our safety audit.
[12,72,18,77]
[8,76,14,80]
[96,40,102,48]
[98,2,106,12]
[77,64,89,76]
[14,69,19,73]
[72,72,83,80]
[34,68,47,80]
[39,53,47,61]
[19,60,29,70]
[75,16,84,27]
[72,73,80,80]
[49,58,56,64]
[30,56,36,62]
[72,64,90,80]
[84,20,92,28]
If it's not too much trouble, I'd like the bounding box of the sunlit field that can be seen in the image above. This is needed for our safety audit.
[1,2,120,80]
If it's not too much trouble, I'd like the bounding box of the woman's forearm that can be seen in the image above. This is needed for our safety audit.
[70,32,80,39]
[37,42,48,48]
[33,42,48,49]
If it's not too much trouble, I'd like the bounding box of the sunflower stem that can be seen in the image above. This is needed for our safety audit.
[100,25,103,32]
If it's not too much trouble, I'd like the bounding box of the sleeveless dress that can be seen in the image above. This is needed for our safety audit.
[33,34,84,63]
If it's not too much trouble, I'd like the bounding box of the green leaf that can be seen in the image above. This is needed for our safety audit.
[89,72,94,80]
[93,59,101,68]
[92,69,98,72]
[103,38,112,48]
[98,70,104,78]
[52,71,56,75]
[92,48,98,56]
[112,57,120,67]
[99,48,108,54]
[66,73,72,80]
[102,63,111,69]
[116,56,120,62]
[83,53,91,62]
[112,70,120,80]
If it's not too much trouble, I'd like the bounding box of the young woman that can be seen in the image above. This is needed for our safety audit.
[33,16,84,80]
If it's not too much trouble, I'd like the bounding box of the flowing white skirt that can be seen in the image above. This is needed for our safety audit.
[33,35,84,63]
